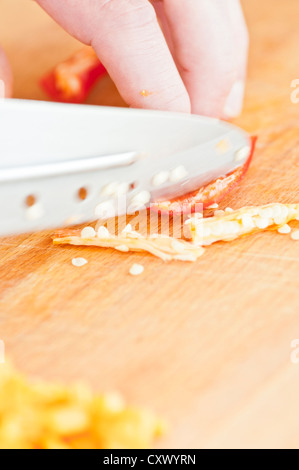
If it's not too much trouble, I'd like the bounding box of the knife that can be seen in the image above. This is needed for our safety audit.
[0,99,252,236]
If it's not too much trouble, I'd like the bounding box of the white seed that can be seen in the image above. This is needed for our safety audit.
[101,181,119,197]
[207,203,219,209]
[291,230,299,240]
[114,182,130,196]
[210,222,224,236]
[127,202,144,214]
[131,190,151,205]
[288,207,298,218]
[274,206,288,225]
[274,216,285,225]
[129,264,144,276]
[81,226,96,238]
[277,224,291,234]
[223,221,240,235]
[187,213,203,221]
[241,214,255,230]
[194,217,204,226]
[115,244,129,252]
[225,207,234,213]
[72,258,88,267]
[231,221,241,234]
[95,200,115,219]
[193,226,204,241]
[152,171,169,187]
[272,204,283,218]
[259,207,274,219]
[254,217,270,229]
[203,226,212,238]
[97,226,110,238]
[234,145,251,162]
[214,210,225,217]
[25,202,44,220]
[280,205,289,219]
[169,165,188,183]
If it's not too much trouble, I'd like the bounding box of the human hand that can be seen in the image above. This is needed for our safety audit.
[2,0,249,118]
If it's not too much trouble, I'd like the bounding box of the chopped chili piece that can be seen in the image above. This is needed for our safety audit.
[187,203,299,245]
[40,48,107,103]
[53,224,205,262]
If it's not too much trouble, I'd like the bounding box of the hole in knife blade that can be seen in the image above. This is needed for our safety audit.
[77,187,88,201]
[129,182,136,191]
[25,194,37,207]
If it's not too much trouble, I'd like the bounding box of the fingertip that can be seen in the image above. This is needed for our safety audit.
[163,0,248,118]
[222,80,245,119]
[0,48,13,98]
[191,75,246,119]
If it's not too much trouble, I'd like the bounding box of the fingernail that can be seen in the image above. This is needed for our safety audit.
[223,80,245,118]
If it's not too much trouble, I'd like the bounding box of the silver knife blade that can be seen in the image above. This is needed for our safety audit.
[0,99,252,236]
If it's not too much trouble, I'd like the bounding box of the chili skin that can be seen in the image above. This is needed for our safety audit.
[40,50,107,103]
[151,136,257,215]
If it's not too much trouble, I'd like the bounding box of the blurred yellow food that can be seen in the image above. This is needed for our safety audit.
[0,361,165,449]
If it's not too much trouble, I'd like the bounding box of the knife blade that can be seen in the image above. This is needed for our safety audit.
[0,99,251,236]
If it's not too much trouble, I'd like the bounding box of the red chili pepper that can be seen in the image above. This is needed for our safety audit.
[40,48,107,103]
[152,136,257,215]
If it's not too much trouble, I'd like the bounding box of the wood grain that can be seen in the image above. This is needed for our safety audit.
[0,0,299,449]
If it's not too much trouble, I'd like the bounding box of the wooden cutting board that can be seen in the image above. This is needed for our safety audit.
[0,0,299,449]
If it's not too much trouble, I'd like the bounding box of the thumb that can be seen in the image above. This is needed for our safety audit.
[0,47,13,98]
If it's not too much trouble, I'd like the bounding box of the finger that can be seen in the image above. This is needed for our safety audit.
[36,0,191,113]
[0,47,13,97]
[226,0,249,81]
[163,0,249,117]
[151,1,175,57]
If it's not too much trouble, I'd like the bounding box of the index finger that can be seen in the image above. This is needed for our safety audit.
[163,0,248,117]
[36,0,190,112]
